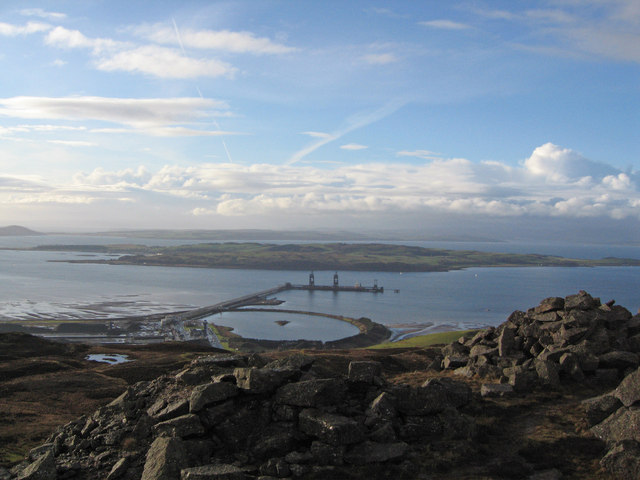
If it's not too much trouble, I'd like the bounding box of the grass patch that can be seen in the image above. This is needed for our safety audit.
[1,446,28,467]
[209,325,232,350]
[369,329,479,349]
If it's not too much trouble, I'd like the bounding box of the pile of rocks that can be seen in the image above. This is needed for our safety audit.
[585,365,640,479]
[440,291,640,395]
[11,353,475,480]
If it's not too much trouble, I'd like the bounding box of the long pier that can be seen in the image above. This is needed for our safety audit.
[180,284,290,321]
[31,274,384,345]
[287,284,384,293]
[178,273,382,322]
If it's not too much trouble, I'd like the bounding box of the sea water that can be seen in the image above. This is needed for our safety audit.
[0,236,638,341]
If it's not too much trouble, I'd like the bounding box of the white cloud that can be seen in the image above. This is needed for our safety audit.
[88,125,238,137]
[602,173,632,190]
[419,20,471,30]
[20,8,66,20]
[21,124,87,132]
[301,131,333,139]
[4,143,637,224]
[340,144,368,150]
[74,166,151,187]
[48,140,96,147]
[362,53,397,64]
[397,150,442,160]
[0,21,50,36]
[95,45,236,79]
[140,24,297,54]
[0,175,48,190]
[0,96,230,130]
[45,26,121,53]
[523,142,613,182]
[45,26,236,79]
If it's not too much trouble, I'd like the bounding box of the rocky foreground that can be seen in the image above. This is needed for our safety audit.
[4,291,640,479]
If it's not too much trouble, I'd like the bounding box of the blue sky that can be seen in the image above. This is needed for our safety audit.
[0,1,638,241]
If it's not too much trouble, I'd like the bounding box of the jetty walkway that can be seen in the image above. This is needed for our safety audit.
[177,273,383,322]
[181,284,290,321]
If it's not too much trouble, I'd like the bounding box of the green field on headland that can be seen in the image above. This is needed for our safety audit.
[369,330,479,349]
[22,242,640,272]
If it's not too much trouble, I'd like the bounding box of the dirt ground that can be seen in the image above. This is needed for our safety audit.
[0,334,616,478]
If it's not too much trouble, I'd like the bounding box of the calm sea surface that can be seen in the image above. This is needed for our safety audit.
[1,235,638,340]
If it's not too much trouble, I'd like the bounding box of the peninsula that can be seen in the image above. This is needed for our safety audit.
[23,242,640,272]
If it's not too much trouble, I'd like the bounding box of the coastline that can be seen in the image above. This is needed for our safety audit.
[8,241,640,272]
[0,302,393,350]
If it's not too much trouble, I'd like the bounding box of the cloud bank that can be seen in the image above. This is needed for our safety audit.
[3,143,630,224]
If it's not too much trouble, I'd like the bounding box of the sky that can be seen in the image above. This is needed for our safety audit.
[0,1,638,242]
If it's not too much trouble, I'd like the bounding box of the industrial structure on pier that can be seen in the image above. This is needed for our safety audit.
[288,272,384,293]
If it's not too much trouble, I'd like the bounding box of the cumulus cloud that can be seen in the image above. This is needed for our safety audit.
[74,166,151,187]
[138,24,296,54]
[5,143,638,224]
[602,173,633,190]
[523,142,614,182]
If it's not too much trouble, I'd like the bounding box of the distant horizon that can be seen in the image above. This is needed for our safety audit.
[2,224,639,247]
[0,1,638,242]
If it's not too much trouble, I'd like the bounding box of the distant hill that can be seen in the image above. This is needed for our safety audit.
[88,229,502,242]
[90,229,372,241]
[0,225,44,236]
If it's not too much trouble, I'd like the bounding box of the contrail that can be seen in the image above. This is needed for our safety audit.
[172,18,233,163]
[287,99,406,165]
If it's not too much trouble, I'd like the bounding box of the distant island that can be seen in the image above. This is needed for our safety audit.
[0,225,43,236]
[22,242,640,272]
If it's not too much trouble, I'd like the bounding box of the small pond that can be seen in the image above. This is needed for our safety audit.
[204,310,359,341]
[86,353,131,365]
